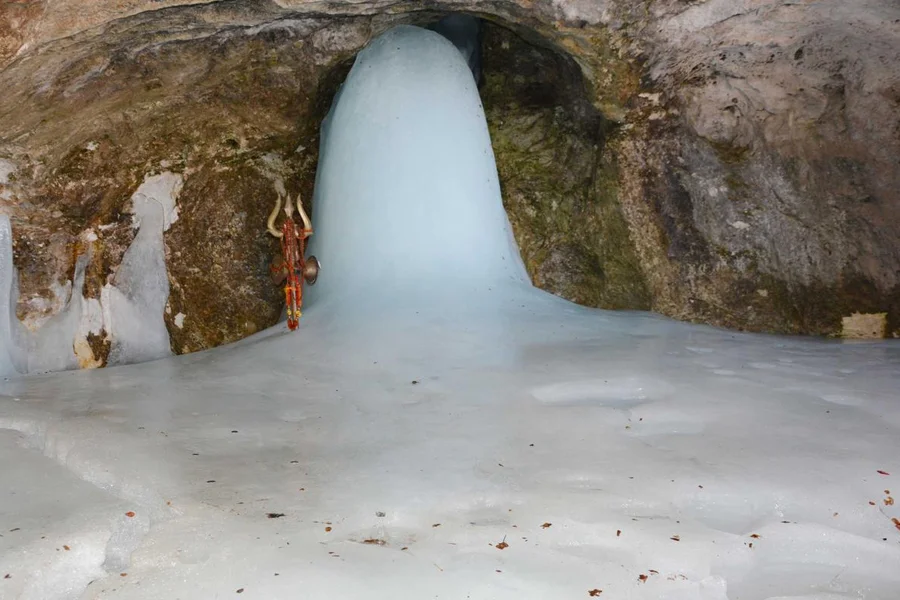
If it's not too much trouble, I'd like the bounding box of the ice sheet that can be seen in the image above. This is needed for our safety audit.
[0,25,898,600]
[0,430,131,600]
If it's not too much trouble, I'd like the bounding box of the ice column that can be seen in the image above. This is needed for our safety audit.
[0,215,22,375]
[306,25,527,309]
[106,173,180,366]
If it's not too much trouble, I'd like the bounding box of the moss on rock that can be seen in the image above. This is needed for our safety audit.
[481,23,649,310]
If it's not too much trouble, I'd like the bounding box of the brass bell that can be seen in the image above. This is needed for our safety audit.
[303,256,320,285]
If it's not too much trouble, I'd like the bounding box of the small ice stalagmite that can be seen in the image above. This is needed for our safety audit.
[306,25,528,312]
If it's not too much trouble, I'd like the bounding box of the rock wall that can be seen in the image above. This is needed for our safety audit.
[0,5,374,364]
[481,23,650,310]
[0,0,897,369]
[620,0,900,336]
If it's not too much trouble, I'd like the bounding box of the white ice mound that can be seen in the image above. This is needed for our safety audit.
[306,25,528,309]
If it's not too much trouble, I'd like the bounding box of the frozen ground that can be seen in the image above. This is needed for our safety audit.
[1,24,900,600]
[1,295,899,600]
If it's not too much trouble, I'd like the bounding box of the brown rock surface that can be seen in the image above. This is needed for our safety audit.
[0,0,897,369]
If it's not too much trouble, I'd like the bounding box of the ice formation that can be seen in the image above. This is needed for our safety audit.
[1,24,899,600]
[0,172,179,375]
[0,215,22,375]
[23,254,89,373]
[0,223,103,374]
[105,172,180,366]
[306,26,526,312]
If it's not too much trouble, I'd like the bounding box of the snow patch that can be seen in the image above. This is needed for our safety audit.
[551,0,608,25]
[639,92,662,105]
[257,152,289,198]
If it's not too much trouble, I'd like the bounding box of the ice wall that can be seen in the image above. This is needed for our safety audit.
[0,215,93,374]
[306,26,527,310]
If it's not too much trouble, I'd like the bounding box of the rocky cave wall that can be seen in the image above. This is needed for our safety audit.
[481,23,651,310]
[0,0,898,369]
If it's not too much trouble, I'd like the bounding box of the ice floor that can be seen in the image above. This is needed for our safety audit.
[1,292,899,600]
[2,24,900,600]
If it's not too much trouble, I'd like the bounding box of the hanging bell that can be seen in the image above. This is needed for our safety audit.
[303,256,320,285]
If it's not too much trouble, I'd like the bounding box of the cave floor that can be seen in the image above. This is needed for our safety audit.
[1,288,899,600]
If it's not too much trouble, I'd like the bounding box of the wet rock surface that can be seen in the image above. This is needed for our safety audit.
[0,0,897,367]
